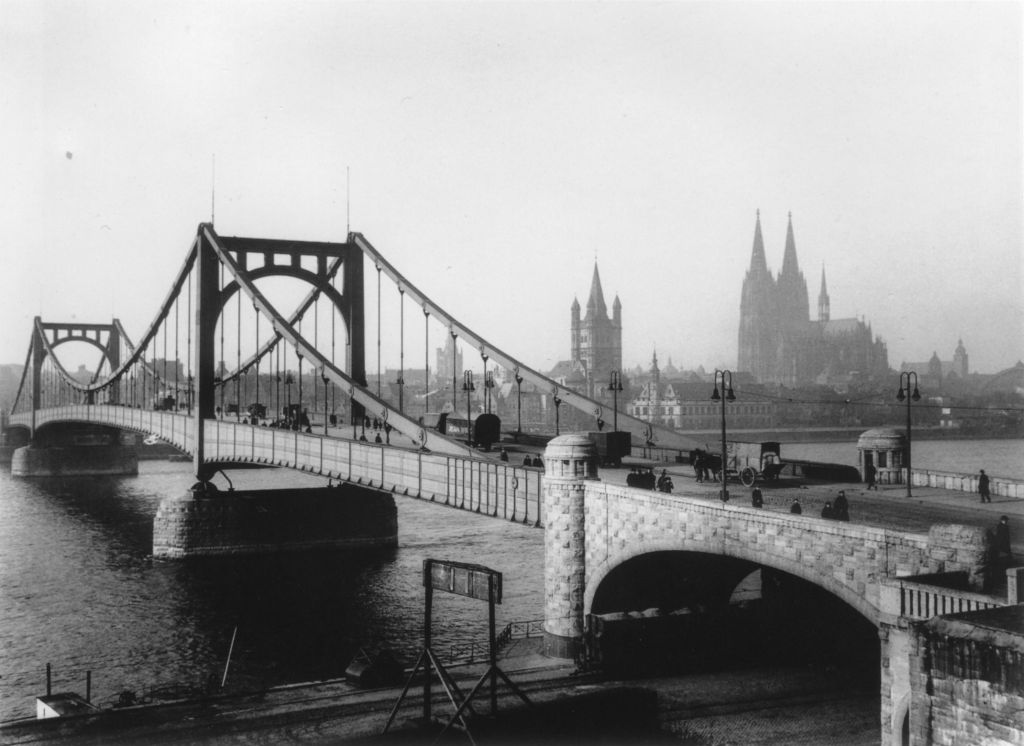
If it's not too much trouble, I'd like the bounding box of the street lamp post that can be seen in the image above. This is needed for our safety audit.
[481,353,489,412]
[553,395,562,436]
[462,370,475,445]
[484,371,495,414]
[711,370,736,502]
[285,373,294,420]
[514,371,523,440]
[322,370,330,436]
[896,371,921,497]
[608,371,623,432]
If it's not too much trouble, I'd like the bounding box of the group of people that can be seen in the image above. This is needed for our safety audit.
[819,490,850,521]
[761,491,849,521]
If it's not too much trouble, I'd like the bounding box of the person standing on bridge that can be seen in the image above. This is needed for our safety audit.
[790,498,802,514]
[833,490,849,521]
[820,501,834,520]
[865,462,877,491]
[979,470,991,503]
[995,516,1012,564]
[751,487,763,508]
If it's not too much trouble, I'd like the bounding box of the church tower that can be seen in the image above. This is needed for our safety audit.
[570,296,581,364]
[738,211,777,381]
[573,263,622,397]
[818,266,831,322]
[953,339,969,379]
[776,213,810,328]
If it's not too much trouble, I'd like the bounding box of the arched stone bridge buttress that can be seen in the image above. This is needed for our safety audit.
[540,434,995,746]
[543,438,987,657]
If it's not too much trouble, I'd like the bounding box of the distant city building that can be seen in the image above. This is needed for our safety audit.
[738,212,889,386]
[628,351,775,431]
[550,263,622,399]
[434,333,463,396]
[901,339,970,388]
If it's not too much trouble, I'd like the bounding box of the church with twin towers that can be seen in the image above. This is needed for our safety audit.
[738,212,889,387]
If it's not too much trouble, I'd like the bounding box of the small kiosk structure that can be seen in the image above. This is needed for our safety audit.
[857,428,906,485]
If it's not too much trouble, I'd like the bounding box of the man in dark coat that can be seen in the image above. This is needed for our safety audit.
[790,499,802,515]
[865,463,877,490]
[979,470,991,503]
[751,487,764,508]
[833,490,849,521]
[995,515,1012,563]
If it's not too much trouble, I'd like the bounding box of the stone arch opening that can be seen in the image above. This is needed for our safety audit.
[588,550,879,686]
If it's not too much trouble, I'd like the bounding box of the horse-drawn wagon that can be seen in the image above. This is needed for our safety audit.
[728,440,782,486]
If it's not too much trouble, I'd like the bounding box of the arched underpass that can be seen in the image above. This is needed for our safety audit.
[588,550,879,689]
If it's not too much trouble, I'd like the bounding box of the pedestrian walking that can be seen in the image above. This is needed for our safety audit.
[790,498,802,515]
[979,470,991,503]
[833,490,849,521]
[751,487,763,508]
[995,515,1012,563]
[865,462,877,491]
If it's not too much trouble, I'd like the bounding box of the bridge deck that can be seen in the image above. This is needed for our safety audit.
[603,465,1024,559]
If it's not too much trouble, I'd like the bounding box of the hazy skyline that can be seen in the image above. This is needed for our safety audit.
[2,1,1021,380]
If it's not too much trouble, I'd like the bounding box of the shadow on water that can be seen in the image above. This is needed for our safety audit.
[169,547,403,689]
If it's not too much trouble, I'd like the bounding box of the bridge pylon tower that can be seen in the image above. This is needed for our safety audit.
[191,223,367,484]
[25,318,125,434]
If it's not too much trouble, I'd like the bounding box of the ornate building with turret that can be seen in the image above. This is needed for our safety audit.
[550,264,622,398]
[738,212,889,387]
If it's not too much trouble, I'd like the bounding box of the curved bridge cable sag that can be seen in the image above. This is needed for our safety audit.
[203,225,474,457]
[350,232,701,452]
[9,341,34,414]
[214,256,346,385]
[31,239,201,397]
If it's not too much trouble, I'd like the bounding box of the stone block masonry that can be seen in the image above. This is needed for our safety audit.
[153,484,397,558]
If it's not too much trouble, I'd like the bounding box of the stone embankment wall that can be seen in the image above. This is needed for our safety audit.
[909,609,1024,746]
[153,484,397,558]
[910,468,1024,499]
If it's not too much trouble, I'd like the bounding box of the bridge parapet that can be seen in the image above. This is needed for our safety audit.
[879,574,1007,624]
[910,467,1024,499]
[10,405,547,526]
[580,482,941,622]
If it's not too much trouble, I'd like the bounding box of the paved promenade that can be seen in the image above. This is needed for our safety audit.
[603,461,1024,560]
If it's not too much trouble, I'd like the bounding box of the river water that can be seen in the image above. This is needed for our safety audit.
[0,438,1020,723]
[783,437,1024,480]
[0,462,544,722]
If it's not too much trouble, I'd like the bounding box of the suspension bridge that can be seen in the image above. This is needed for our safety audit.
[2,222,701,541]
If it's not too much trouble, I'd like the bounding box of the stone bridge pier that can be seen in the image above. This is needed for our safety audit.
[10,423,138,477]
[540,434,995,745]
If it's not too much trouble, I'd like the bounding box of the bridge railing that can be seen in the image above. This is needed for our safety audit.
[11,406,546,526]
[879,575,1007,621]
[910,468,1024,500]
[203,420,545,525]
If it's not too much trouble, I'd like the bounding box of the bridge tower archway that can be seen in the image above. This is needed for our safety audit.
[24,319,125,434]
[192,224,366,482]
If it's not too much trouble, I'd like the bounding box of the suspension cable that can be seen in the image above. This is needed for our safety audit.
[424,308,430,414]
[236,286,241,420]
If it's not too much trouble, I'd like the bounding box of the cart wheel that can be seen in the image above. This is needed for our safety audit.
[740,467,757,487]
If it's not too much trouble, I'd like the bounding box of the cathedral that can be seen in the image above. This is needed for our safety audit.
[738,212,889,387]
[549,264,622,399]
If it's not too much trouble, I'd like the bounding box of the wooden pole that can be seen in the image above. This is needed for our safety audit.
[221,626,238,689]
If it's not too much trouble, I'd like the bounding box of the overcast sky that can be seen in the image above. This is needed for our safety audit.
[2,1,1021,379]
